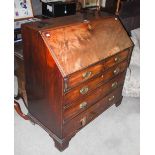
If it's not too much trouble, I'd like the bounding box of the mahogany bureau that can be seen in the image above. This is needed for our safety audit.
[20,16,133,151]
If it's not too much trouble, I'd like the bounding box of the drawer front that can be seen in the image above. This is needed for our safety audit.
[64,61,128,104]
[64,49,129,91]
[63,86,123,137]
[63,72,125,122]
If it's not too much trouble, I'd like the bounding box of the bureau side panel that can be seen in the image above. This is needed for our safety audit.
[22,26,63,138]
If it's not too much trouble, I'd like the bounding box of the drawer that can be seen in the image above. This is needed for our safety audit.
[64,61,127,104]
[63,86,123,137]
[64,49,129,91]
[63,72,126,122]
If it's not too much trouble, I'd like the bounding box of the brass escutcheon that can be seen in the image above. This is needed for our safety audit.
[88,24,92,31]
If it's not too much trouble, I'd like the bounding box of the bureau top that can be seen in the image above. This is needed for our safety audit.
[23,16,133,77]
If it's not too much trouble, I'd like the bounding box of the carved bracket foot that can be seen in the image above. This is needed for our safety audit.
[50,134,75,152]
[54,139,70,152]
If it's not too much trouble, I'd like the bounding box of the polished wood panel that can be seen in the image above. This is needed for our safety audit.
[65,49,129,90]
[63,86,123,137]
[41,17,133,76]
[22,25,63,138]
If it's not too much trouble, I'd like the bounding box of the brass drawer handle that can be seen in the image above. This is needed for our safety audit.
[114,56,120,62]
[113,67,120,75]
[108,96,115,101]
[82,71,92,79]
[111,82,118,89]
[80,102,87,109]
[80,86,89,95]
[80,117,87,126]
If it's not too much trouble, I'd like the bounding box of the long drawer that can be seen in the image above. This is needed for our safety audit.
[63,72,126,122]
[63,86,123,137]
[64,49,129,91]
[64,61,127,104]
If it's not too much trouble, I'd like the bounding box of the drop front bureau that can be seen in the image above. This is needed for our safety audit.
[16,15,133,151]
